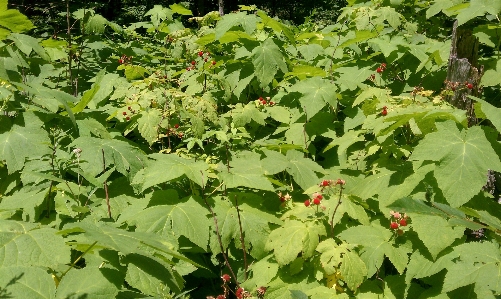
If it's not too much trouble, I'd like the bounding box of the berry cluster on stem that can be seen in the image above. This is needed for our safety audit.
[389,210,409,235]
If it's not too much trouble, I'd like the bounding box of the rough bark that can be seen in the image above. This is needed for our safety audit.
[445,20,483,127]
[218,0,224,16]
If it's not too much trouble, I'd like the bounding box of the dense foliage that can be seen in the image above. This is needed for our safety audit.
[1,0,501,298]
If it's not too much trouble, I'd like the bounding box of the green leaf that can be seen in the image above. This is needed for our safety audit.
[124,253,184,295]
[285,150,325,190]
[8,33,49,60]
[0,113,51,174]
[341,251,367,291]
[0,189,46,221]
[215,12,257,39]
[71,136,146,179]
[124,65,149,80]
[443,242,501,297]
[0,266,55,299]
[218,151,274,191]
[472,96,501,132]
[455,0,501,26]
[230,102,266,127]
[409,214,464,259]
[127,194,210,249]
[290,77,337,118]
[145,5,173,27]
[72,69,105,113]
[410,121,501,207]
[251,38,288,88]
[0,7,33,39]
[266,219,326,266]
[0,220,70,268]
[84,14,108,34]
[169,3,192,16]
[297,44,325,61]
[257,11,295,44]
[137,108,162,145]
[132,153,208,191]
[55,267,121,299]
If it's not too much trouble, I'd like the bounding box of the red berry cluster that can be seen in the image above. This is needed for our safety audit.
[381,106,388,116]
[122,106,136,121]
[444,80,474,91]
[118,54,132,65]
[376,62,387,74]
[165,124,183,138]
[187,51,216,71]
[258,96,275,106]
[318,178,345,189]
[235,287,247,299]
[389,210,408,234]
[278,192,292,203]
[304,192,323,207]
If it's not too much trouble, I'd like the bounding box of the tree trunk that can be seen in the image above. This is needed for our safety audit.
[218,0,224,16]
[445,20,483,127]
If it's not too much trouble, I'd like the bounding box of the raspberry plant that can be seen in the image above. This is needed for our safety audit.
[1,0,501,298]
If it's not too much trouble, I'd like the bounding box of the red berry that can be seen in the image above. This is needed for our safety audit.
[217,295,225,299]
[191,61,196,65]
[390,222,399,230]
[186,67,190,71]
[126,116,130,121]
[381,109,387,116]
[236,288,244,299]
[399,219,407,226]
[313,198,321,205]
[174,124,179,129]
[376,67,383,73]
[221,274,230,282]
[122,111,127,115]
[198,51,203,57]
[269,101,275,106]
[467,83,473,89]
[204,58,208,62]
[304,200,311,207]
[212,60,216,65]
[128,106,132,110]
[321,180,330,187]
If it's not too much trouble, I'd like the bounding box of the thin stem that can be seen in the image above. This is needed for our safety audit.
[200,172,239,288]
[234,195,248,280]
[66,0,73,90]
[330,185,344,238]
[102,149,111,218]
[59,241,97,279]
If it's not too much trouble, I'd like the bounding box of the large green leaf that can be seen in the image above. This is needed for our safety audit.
[215,11,258,39]
[0,113,51,174]
[285,150,325,190]
[124,253,184,296]
[210,196,282,258]
[0,5,33,39]
[127,194,210,249]
[218,151,274,191]
[410,121,501,207]
[251,38,288,88]
[0,266,55,299]
[137,108,162,145]
[455,0,501,26]
[132,153,208,191]
[71,136,146,179]
[0,220,70,268]
[265,219,326,266]
[0,189,46,221]
[338,225,410,276]
[410,214,464,259]
[290,77,337,118]
[55,267,122,299]
[443,242,501,298]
